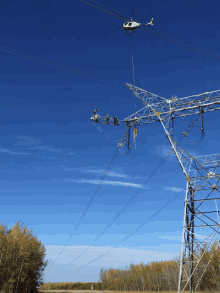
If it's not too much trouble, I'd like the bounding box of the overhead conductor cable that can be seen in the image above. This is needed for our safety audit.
[49,145,120,272]
[58,120,197,271]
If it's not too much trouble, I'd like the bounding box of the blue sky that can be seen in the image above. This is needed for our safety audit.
[1,0,220,283]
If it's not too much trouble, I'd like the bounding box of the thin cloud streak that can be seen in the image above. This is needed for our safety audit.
[31,145,61,153]
[166,187,185,192]
[14,136,61,153]
[15,135,42,147]
[0,148,29,155]
[81,169,127,178]
[61,166,143,180]
[158,235,182,241]
[65,178,148,189]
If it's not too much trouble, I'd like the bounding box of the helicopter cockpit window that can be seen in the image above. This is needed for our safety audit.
[128,22,132,26]
[125,22,128,25]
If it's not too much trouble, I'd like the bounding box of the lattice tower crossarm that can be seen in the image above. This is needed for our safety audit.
[124,83,220,130]
[90,84,220,132]
[90,84,220,129]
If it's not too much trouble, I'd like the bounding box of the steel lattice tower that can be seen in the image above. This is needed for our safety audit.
[90,83,220,292]
[177,151,220,292]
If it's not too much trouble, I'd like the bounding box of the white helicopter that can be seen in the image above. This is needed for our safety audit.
[118,9,153,34]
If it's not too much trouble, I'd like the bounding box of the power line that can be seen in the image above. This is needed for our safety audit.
[79,0,124,20]
[48,146,120,271]
[0,92,80,116]
[60,189,183,274]
[87,0,131,20]
[0,44,127,89]
[140,25,220,61]
[148,25,218,59]
[57,119,197,272]
[93,121,196,242]
[58,149,172,270]
[74,148,120,231]
[121,190,183,243]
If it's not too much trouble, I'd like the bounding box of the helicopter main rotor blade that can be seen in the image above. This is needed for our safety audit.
[79,0,127,21]
[116,14,127,21]
[131,8,136,20]
[89,0,131,20]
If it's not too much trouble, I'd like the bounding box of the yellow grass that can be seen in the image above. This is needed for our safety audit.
[39,291,218,293]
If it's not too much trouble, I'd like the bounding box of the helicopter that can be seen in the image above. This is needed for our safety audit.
[118,9,153,34]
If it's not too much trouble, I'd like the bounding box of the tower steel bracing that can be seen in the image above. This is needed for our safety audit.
[90,83,220,292]
[177,150,220,292]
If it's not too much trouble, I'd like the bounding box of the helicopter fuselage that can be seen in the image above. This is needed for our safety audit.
[122,21,141,31]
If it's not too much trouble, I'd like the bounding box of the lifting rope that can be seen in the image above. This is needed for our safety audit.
[129,36,138,111]
[131,46,135,87]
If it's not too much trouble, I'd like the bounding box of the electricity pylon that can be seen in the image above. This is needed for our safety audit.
[90,83,220,292]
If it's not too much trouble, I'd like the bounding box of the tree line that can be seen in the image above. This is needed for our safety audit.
[4,220,219,292]
[40,240,220,292]
[99,240,220,292]
[0,222,48,293]
[40,281,102,291]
